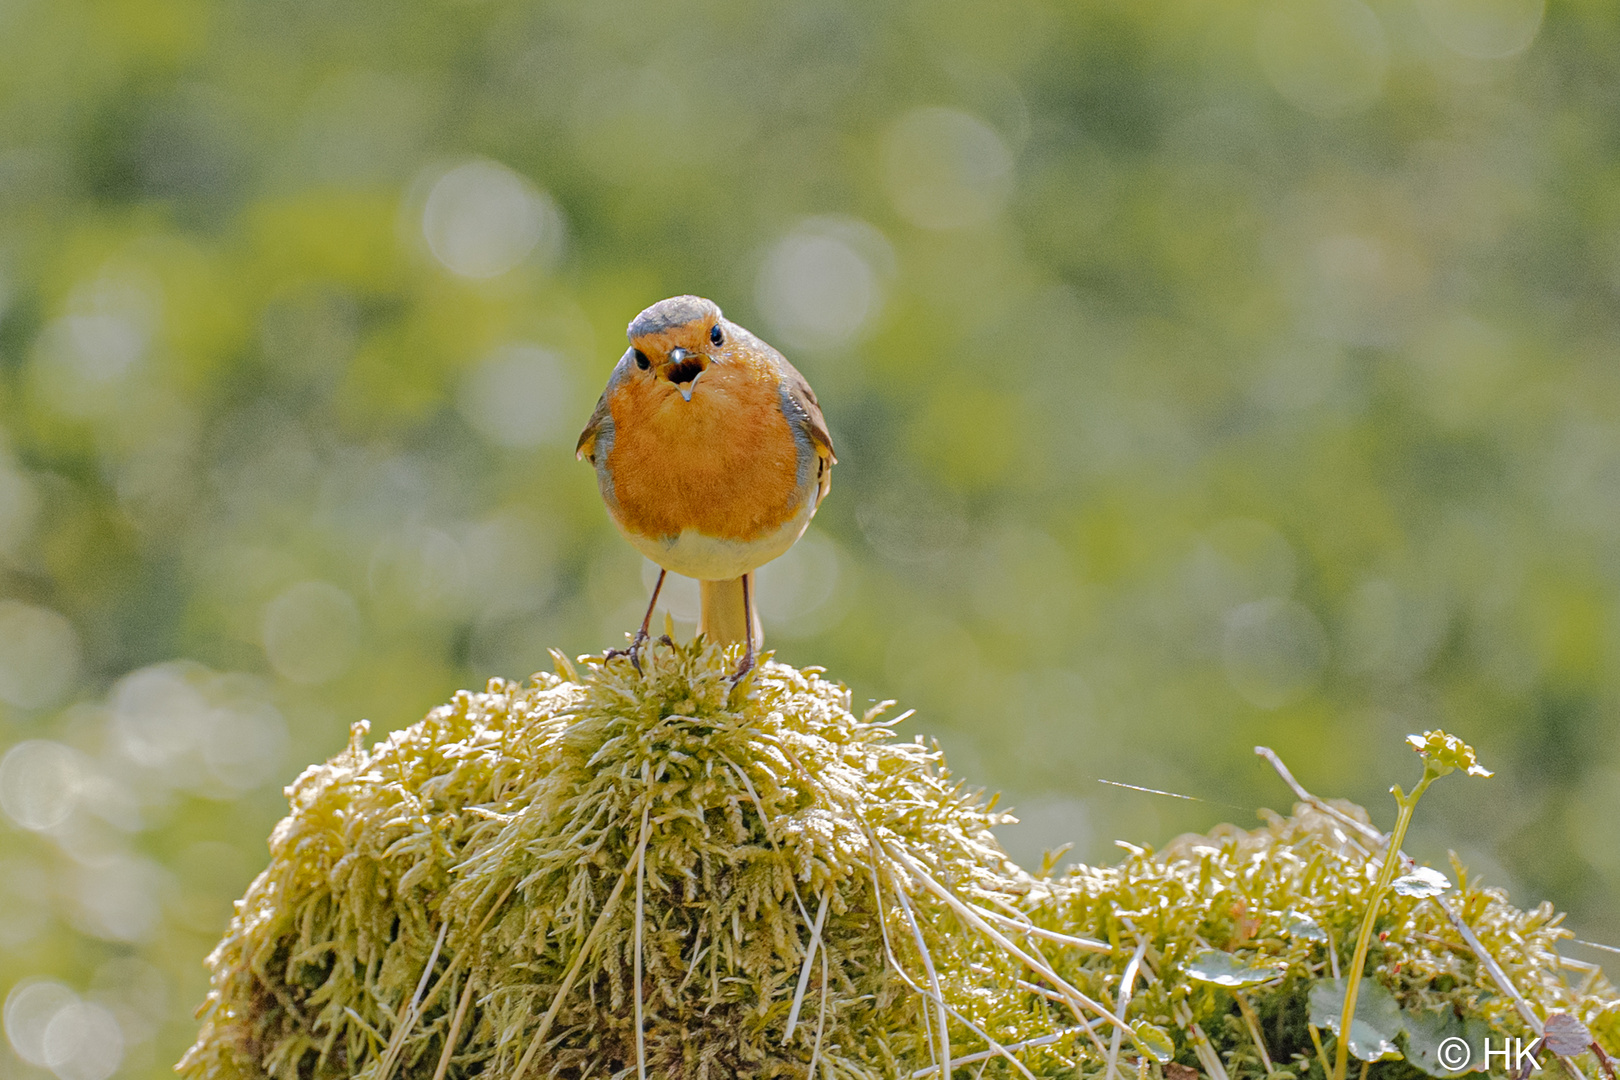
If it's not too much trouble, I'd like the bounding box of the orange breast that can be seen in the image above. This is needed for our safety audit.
[605,356,806,543]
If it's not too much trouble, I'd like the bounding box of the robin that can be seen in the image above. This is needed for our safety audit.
[576,295,836,683]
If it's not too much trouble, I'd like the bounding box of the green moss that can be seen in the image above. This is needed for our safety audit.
[179,642,1617,1080]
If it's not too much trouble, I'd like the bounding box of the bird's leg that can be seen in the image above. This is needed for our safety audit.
[730,572,757,686]
[606,569,665,674]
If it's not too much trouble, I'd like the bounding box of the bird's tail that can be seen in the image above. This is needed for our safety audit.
[699,574,761,650]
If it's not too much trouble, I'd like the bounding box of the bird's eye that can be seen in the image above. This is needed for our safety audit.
[709,324,724,347]
[634,349,650,370]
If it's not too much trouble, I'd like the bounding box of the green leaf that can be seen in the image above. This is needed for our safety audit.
[1309,978,1405,1062]
[1283,909,1328,941]
[1391,866,1452,897]
[1401,1006,1491,1076]
[1183,948,1286,987]
[1131,1021,1175,1063]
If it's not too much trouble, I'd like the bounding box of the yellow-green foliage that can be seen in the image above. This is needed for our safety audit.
[180,643,1617,1080]
[181,643,1043,1080]
[1032,806,1619,1079]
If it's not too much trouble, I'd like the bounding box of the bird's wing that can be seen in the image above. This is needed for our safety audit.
[778,359,836,504]
[576,390,612,463]
[780,361,835,460]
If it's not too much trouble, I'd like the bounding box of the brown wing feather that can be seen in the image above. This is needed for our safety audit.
[576,390,611,463]
[778,359,836,505]
[782,362,834,461]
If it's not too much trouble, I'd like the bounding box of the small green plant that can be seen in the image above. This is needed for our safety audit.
[1329,732,1493,1080]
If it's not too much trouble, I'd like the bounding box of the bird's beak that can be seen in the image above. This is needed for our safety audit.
[662,347,709,402]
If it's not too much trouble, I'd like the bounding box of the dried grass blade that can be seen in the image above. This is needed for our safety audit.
[808,942,829,1080]
[1234,991,1274,1075]
[1254,746,1383,846]
[431,975,476,1080]
[895,885,952,1078]
[400,877,519,1048]
[723,756,813,926]
[976,908,1111,954]
[887,846,1116,1058]
[633,801,652,1080]
[376,918,449,1080]
[513,805,652,1080]
[784,891,831,1042]
[1173,1001,1230,1080]
[1105,937,1148,1080]
[910,1028,1090,1077]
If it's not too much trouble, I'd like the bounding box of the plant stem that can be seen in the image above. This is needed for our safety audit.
[1330,769,1437,1080]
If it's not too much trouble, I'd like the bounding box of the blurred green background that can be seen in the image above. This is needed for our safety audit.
[1,0,1618,1074]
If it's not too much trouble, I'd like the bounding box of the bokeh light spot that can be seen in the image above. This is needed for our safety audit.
[456,344,574,448]
[0,601,81,710]
[421,159,563,278]
[1417,0,1543,59]
[882,107,1014,230]
[0,741,82,831]
[41,1001,124,1080]
[1257,0,1389,118]
[369,527,472,617]
[857,485,969,568]
[756,529,845,638]
[0,452,39,564]
[113,663,211,768]
[30,265,162,418]
[1221,597,1329,709]
[1187,519,1299,613]
[73,855,166,944]
[204,698,289,793]
[756,217,893,351]
[1341,577,1448,682]
[261,581,361,685]
[4,980,77,1067]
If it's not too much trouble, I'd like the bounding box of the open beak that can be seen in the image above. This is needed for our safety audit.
[662,347,709,402]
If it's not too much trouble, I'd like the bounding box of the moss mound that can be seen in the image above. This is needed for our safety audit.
[1030,805,1619,1080]
[180,643,1617,1080]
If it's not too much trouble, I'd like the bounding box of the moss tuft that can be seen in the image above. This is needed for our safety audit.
[179,642,1617,1080]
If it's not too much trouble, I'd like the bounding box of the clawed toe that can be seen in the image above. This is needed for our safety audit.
[604,633,649,674]
[728,654,755,689]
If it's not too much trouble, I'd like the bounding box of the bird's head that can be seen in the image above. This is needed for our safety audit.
[624,295,730,402]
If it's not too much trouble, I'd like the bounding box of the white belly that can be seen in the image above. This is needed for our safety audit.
[619,490,818,580]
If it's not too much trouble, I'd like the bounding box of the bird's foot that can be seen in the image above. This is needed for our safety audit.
[728,651,756,689]
[604,630,651,674]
